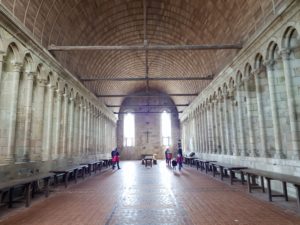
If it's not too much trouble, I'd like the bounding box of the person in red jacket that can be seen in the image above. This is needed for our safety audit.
[111,148,121,170]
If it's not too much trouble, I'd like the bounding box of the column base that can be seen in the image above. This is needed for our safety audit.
[5,156,15,164]
[290,153,300,160]
[274,152,286,159]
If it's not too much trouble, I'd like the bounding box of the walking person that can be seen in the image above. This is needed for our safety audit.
[177,147,183,171]
[111,148,121,170]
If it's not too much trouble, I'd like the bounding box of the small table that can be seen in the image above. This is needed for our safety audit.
[144,156,153,167]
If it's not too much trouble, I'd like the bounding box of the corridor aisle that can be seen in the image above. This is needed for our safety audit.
[0,161,299,225]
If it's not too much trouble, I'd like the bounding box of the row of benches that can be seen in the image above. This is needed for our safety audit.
[0,158,112,209]
[185,158,300,209]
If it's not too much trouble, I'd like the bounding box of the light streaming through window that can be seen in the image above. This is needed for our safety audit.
[161,111,171,146]
[124,113,135,146]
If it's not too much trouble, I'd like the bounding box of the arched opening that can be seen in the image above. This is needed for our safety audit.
[123,112,135,147]
[161,110,172,146]
[117,90,180,160]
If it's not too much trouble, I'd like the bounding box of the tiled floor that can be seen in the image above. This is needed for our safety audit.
[0,161,300,225]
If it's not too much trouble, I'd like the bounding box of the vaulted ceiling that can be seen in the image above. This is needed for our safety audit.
[1,0,289,113]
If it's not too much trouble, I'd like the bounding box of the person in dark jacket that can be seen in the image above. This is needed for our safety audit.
[177,148,183,171]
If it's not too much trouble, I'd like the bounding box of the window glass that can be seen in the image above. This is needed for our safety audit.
[124,113,135,146]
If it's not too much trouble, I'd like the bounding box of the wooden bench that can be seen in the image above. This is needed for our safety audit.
[50,165,86,188]
[100,159,112,168]
[0,173,53,208]
[242,169,300,208]
[80,161,104,175]
[184,156,195,166]
[195,160,217,173]
[212,162,248,184]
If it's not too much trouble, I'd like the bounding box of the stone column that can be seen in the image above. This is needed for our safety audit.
[61,92,69,159]
[53,87,63,159]
[86,106,90,154]
[237,81,246,156]
[223,92,230,154]
[82,104,87,156]
[253,69,267,157]
[244,76,256,157]
[265,60,283,158]
[210,103,216,154]
[22,72,35,161]
[229,89,237,155]
[42,84,55,161]
[206,103,212,154]
[213,100,220,154]
[204,107,209,153]
[6,63,22,162]
[218,96,225,154]
[32,75,47,161]
[201,108,206,153]
[281,49,300,159]
[78,103,83,157]
[0,52,4,82]
[196,109,201,152]
[67,97,75,159]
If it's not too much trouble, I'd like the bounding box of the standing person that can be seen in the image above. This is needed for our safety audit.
[165,147,170,165]
[177,147,183,171]
[111,148,121,170]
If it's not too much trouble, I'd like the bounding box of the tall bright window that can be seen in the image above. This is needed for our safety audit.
[124,113,135,146]
[161,111,171,146]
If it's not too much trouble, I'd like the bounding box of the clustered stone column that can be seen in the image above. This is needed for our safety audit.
[0,66,116,166]
[181,34,300,161]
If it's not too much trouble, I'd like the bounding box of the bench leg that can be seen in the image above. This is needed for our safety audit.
[25,183,32,207]
[266,178,272,201]
[282,181,288,201]
[220,167,224,180]
[247,174,252,193]
[260,176,265,193]
[74,169,78,184]
[64,172,69,188]
[230,170,234,185]
[241,172,245,185]
[295,185,300,209]
[8,187,14,208]
[44,177,50,198]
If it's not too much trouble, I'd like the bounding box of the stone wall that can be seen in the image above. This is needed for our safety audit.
[117,91,180,160]
[180,2,300,194]
[0,17,116,181]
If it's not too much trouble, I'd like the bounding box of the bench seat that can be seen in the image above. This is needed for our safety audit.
[242,168,300,208]
[0,173,53,208]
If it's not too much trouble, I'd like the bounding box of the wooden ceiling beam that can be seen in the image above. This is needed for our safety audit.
[114,111,183,114]
[81,75,213,81]
[97,93,198,98]
[106,104,189,107]
[48,44,242,51]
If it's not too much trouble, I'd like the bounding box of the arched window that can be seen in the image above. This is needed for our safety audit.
[161,111,171,146]
[123,113,135,146]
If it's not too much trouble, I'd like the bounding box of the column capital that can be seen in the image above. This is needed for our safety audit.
[263,59,275,69]
[280,48,291,60]
[37,76,48,86]
[56,89,64,97]
[24,71,36,80]
[11,62,23,72]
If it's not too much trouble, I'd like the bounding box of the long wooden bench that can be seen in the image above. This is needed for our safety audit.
[242,169,300,208]
[0,173,53,208]
[50,165,87,188]
[194,159,216,173]
[211,162,248,184]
